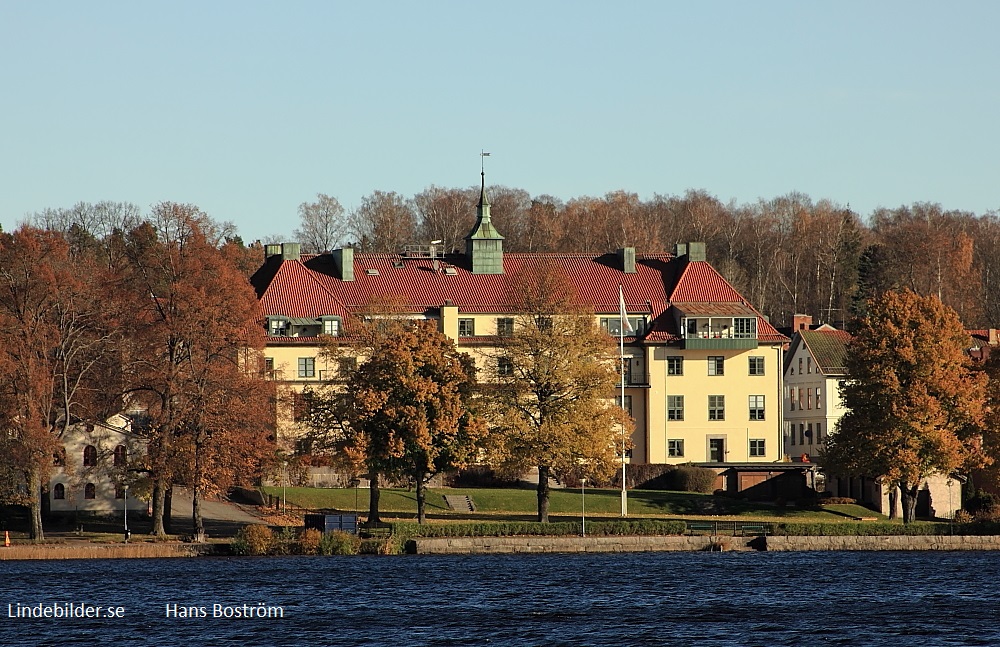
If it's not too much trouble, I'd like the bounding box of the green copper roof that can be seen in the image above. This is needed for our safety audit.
[800,329,852,374]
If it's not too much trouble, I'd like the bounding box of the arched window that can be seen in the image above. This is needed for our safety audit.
[83,445,97,467]
[115,484,126,499]
[113,445,127,467]
[53,449,66,467]
[53,483,65,500]
[84,483,96,499]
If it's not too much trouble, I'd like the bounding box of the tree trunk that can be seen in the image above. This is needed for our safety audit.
[416,473,427,525]
[536,465,551,523]
[29,467,44,541]
[899,480,919,523]
[368,472,381,523]
[192,486,205,543]
[163,486,173,535]
[151,480,167,537]
[887,485,898,520]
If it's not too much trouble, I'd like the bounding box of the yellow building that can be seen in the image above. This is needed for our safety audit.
[251,177,788,473]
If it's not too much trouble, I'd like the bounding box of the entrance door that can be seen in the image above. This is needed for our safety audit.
[709,438,725,462]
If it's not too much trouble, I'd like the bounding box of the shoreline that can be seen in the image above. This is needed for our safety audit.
[6,534,1000,559]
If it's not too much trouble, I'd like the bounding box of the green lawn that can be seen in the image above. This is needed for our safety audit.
[260,485,869,523]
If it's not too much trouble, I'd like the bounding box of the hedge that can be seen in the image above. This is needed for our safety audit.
[774,521,1000,536]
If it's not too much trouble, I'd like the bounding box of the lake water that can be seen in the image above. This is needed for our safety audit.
[2,551,999,646]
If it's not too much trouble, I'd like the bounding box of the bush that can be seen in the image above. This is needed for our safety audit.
[670,465,718,494]
[272,527,298,555]
[953,509,974,524]
[320,530,361,555]
[231,524,274,556]
[819,497,857,505]
[628,464,677,490]
[447,466,520,488]
[298,528,322,555]
[389,519,687,544]
[965,491,999,516]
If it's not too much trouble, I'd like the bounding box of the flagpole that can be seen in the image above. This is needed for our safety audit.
[619,285,628,517]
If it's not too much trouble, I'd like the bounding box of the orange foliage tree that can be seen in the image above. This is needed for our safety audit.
[823,290,988,522]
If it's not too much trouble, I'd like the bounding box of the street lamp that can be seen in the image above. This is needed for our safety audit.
[123,485,130,543]
[581,477,587,537]
[282,461,288,515]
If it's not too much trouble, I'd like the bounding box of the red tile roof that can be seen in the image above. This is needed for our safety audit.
[251,250,787,344]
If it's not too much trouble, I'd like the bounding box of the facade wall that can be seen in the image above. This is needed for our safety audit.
[645,344,783,464]
[783,342,844,460]
[48,417,146,514]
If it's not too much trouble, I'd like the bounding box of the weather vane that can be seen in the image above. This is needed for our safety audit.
[481,150,490,173]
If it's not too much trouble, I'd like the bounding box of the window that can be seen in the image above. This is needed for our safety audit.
[789,425,796,446]
[817,387,823,409]
[601,317,646,336]
[816,422,824,442]
[806,423,813,442]
[749,395,765,421]
[298,357,316,378]
[261,357,275,379]
[667,395,684,421]
[749,439,766,457]
[497,357,513,377]
[83,445,97,467]
[798,357,803,374]
[496,317,514,337]
[708,356,724,376]
[269,318,288,336]
[666,356,683,376]
[708,395,725,421]
[458,318,475,337]
[799,423,805,445]
[732,317,756,338]
[668,439,685,458]
[53,483,65,500]
[789,387,796,411]
[338,357,358,377]
[807,388,813,410]
[798,388,804,410]
[115,484,126,500]
[322,319,340,336]
[535,316,553,332]
[114,445,127,467]
[806,357,812,374]
[748,356,765,376]
[84,483,96,500]
[53,448,66,467]
[616,395,633,417]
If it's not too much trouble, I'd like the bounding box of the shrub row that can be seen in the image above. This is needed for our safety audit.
[231,525,367,555]
[391,519,687,542]
[774,521,1000,536]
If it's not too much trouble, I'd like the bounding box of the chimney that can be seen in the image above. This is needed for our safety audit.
[618,247,636,273]
[674,242,706,262]
[793,314,813,331]
[264,244,282,259]
[280,242,301,261]
[990,328,999,346]
[331,247,354,282]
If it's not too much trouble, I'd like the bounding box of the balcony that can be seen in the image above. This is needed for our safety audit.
[680,315,758,350]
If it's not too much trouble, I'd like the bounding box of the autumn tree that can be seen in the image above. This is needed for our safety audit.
[822,290,988,522]
[485,261,626,522]
[0,227,115,539]
[122,203,275,538]
[339,320,484,523]
[295,193,349,253]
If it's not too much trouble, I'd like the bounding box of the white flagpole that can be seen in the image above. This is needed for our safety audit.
[619,285,629,517]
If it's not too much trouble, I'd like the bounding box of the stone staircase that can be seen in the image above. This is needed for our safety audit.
[443,495,476,512]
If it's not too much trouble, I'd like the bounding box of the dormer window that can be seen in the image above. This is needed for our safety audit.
[268,317,289,336]
[320,316,342,337]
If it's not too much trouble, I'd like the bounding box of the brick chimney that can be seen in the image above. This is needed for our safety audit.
[792,314,813,331]
[990,328,999,346]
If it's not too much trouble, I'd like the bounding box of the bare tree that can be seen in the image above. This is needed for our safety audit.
[349,190,417,253]
[295,194,349,253]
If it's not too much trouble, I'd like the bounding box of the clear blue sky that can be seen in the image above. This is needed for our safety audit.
[3,1,998,243]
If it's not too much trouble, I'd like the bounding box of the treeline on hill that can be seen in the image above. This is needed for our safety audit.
[0,203,276,542]
[285,187,1000,329]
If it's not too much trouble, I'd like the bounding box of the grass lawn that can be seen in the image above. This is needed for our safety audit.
[260,485,872,523]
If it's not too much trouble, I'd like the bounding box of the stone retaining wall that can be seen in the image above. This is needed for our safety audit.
[411,535,756,554]
[763,535,1000,551]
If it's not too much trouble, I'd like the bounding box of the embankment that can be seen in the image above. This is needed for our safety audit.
[0,542,211,560]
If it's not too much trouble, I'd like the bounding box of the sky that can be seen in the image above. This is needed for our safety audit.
[2,1,999,243]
